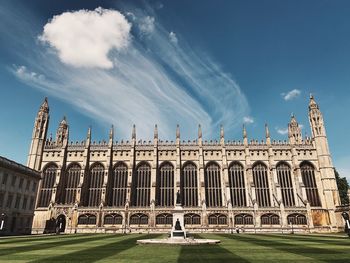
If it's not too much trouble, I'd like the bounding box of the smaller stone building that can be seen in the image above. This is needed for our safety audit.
[0,156,40,235]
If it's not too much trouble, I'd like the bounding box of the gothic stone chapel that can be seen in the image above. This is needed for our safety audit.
[28,96,343,234]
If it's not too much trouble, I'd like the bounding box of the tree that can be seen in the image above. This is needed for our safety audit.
[335,169,349,205]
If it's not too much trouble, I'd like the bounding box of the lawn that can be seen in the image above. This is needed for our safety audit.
[1,233,350,262]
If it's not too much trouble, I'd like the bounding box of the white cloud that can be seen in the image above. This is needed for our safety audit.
[276,127,288,135]
[156,2,164,10]
[169,31,178,44]
[243,116,254,124]
[282,89,301,101]
[139,16,155,35]
[15,65,45,82]
[39,7,131,69]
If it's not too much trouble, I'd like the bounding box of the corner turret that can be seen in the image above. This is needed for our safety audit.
[27,97,50,170]
[288,114,302,144]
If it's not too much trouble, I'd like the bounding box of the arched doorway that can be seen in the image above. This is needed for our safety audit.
[56,214,66,233]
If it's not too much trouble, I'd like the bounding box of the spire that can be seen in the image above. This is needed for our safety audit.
[243,124,248,146]
[27,97,50,170]
[288,114,302,144]
[220,125,224,139]
[56,116,68,144]
[60,116,67,126]
[154,124,158,139]
[132,124,136,140]
[265,123,270,138]
[108,125,114,148]
[87,126,91,140]
[309,93,318,110]
[198,124,202,139]
[109,125,114,140]
[176,124,180,139]
[243,124,247,138]
[39,97,49,113]
[265,123,271,145]
[290,113,298,128]
[85,126,91,147]
[308,94,325,137]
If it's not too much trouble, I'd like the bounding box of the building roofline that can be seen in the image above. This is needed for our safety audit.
[0,155,41,179]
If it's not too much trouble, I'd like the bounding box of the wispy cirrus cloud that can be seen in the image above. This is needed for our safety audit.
[10,5,249,140]
[243,116,254,124]
[169,31,178,44]
[276,124,304,136]
[276,127,288,135]
[139,16,155,35]
[282,89,301,101]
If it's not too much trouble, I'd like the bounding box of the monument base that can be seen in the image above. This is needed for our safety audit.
[137,238,220,245]
[171,230,186,238]
[137,196,220,245]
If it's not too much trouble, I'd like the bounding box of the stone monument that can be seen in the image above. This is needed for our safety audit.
[171,191,186,238]
[137,190,220,245]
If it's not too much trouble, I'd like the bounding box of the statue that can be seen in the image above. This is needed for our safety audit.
[176,190,182,205]
[174,218,182,230]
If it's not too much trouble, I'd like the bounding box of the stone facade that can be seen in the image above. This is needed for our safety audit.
[0,156,40,235]
[29,96,342,234]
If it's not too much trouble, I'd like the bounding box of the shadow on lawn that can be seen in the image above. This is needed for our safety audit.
[262,234,350,247]
[0,234,95,245]
[30,234,161,263]
[0,234,117,257]
[222,234,348,263]
[177,234,249,263]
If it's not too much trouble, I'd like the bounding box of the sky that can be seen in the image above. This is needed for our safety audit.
[0,0,350,181]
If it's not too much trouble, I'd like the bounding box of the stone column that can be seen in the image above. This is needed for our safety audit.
[198,132,205,207]
[126,142,135,206]
[100,169,109,205]
[175,142,181,206]
[51,168,61,204]
[76,169,85,204]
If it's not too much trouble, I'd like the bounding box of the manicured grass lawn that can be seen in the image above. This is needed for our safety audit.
[1,233,350,262]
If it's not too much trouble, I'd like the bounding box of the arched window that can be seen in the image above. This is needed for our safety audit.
[129,213,148,225]
[228,162,246,207]
[104,213,123,225]
[301,162,321,207]
[109,163,128,207]
[38,163,58,207]
[63,163,81,205]
[132,163,151,207]
[181,162,198,207]
[78,214,96,225]
[87,163,104,207]
[287,213,307,225]
[156,213,173,225]
[234,213,253,225]
[261,213,280,225]
[184,213,201,225]
[205,162,222,207]
[276,163,295,207]
[156,162,174,207]
[252,163,271,207]
[208,213,227,225]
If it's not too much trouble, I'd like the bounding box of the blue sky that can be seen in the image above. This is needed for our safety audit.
[0,0,350,180]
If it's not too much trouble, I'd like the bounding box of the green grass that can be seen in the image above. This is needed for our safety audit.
[1,233,350,262]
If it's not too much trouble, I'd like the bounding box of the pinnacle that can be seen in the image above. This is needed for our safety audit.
[39,97,49,112]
